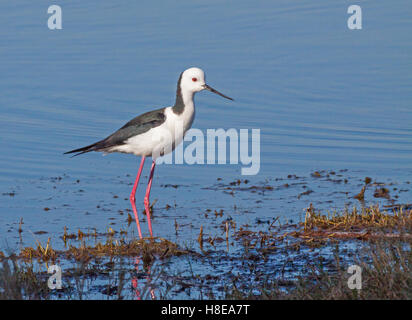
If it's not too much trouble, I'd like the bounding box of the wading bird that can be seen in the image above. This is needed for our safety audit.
[65,67,233,238]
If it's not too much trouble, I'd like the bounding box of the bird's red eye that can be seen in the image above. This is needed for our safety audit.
[192,77,197,82]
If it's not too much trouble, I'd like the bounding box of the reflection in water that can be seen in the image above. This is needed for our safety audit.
[132,257,156,300]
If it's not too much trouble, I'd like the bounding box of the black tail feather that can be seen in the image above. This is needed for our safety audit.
[64,142,100,157]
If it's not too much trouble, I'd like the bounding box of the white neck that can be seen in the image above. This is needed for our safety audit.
[181,88,195,107]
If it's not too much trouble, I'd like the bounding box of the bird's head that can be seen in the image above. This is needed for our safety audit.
[179,67,233,101]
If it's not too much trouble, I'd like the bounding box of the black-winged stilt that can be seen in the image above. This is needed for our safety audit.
[65,67,233,238]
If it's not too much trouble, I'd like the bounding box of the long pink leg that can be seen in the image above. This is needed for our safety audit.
[130,156,145,239]
[144,160,156,237]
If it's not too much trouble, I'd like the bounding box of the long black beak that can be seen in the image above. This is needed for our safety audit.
[203,84,234,101]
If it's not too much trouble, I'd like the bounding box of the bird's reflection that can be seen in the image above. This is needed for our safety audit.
[131,257,156,300]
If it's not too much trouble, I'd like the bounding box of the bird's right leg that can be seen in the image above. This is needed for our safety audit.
[130,156,145,239]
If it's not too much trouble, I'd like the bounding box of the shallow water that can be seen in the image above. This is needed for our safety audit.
[0,1,411,298]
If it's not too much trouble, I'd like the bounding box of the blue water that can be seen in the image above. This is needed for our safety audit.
[0,0,411,298]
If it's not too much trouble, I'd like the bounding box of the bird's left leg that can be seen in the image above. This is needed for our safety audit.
[130,156,145,239]
[144,160,156,237]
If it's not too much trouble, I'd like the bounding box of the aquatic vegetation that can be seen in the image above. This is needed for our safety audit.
[2,172,411,299]
[20,237,57,264]
[302,204,412,239]
[227,238,412,300]
[63,237,189,263]
[0,258,50,299]
[3,202,412,299]
[18,228,192,266]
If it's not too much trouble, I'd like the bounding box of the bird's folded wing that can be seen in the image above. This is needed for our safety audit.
[65,107,167,156]
[99,107,167,148]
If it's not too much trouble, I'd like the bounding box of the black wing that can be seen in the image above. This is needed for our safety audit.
[65,107,166,156]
